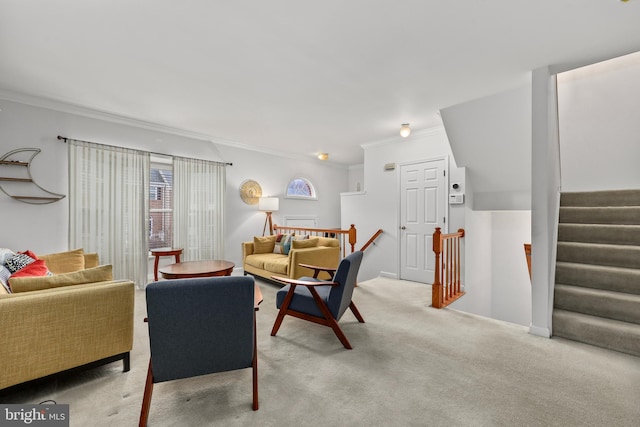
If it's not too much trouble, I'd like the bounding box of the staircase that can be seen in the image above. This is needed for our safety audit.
[553,189,640,357]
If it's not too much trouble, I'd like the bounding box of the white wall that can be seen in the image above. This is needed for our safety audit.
[341,127,466,282]
[558,51,640,192]
[216,144,348,271]
[347,164,364,193]
[0,98,348,275]
[441,84,532,210]
[0,98,223,254]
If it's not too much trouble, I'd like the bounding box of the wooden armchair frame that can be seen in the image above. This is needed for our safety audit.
[270,262,364,349]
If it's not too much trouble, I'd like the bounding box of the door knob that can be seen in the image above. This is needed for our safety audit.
[401,226,406,230]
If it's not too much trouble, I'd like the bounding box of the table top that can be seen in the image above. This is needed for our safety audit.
[150,247,183,255]
[159,260,235,279]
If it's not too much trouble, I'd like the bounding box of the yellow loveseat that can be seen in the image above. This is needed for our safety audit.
[242,235,340,281]
[0,249,134,390]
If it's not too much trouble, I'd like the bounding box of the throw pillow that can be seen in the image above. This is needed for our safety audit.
[0,265,11,294]
[10,259,52,279]
[253,236,276,254]
[0,248,16,265]
[5,253,36,273]
[9,265,113,293]
[37,248,85,274]
[291,237,319,249]
[273,234,293,255]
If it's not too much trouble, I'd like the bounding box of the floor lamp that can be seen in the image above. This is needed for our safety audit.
[259,197,279,236]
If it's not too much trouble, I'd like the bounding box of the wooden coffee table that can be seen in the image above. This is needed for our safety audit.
[159,260,235,279]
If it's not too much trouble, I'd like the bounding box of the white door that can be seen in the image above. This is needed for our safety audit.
[400,159,446,283]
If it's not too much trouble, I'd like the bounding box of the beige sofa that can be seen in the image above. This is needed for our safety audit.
[242,235,340,281]
[0,249,134,390]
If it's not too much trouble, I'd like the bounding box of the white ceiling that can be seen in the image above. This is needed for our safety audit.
[1,1,639,165]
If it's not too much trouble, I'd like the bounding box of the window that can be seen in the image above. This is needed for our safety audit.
[285,177,317,200]
[149,159,173,250]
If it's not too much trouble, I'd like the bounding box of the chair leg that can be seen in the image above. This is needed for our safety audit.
[349,301,365,323]
[308,287,353,349]
[271,284,297,336]
[139,360,154,427]
[252,313,259,411]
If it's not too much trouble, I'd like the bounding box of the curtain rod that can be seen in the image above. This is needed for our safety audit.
[57,135,233,166]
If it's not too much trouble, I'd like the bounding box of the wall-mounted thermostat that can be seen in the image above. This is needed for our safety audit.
[449,193,464,204]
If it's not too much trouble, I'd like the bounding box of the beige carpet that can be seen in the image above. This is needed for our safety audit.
[2,277,639,426]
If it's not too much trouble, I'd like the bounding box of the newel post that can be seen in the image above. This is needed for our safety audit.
[348,224,357,253]
[432,227,443,308]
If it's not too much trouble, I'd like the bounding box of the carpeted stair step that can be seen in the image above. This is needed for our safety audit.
[558,224,640,246]
[556,241,640,269]
[552,309,640,357]
[559,207,640,225]
[554,284,640,324]
[555,262,640,295]
[561,189,640,207]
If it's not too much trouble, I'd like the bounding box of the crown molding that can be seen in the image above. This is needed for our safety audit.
[0,88,350,169]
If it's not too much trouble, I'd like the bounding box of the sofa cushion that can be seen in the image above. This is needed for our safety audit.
[273,234,293,255]
[292,237,319,249]
[38,249,85,274]
[262,257,289,275]
[9,265,113,293]
[253,236,276,254]
[245,253,283,270]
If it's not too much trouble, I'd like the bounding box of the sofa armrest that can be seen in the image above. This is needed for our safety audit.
[242,242,255,260]
[289,246,340,280]
[0,280,134,389]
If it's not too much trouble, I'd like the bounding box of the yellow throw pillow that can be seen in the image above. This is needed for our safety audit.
[9,265,113,293]
[253,236,277,254]
[83,252,100,269]
[291,237,319,249]
[38,248,85,274]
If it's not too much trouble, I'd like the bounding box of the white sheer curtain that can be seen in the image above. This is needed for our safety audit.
[68,140,149,287]
[173,157,225,261]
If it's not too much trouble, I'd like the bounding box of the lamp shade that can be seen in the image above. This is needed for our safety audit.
[258,197,279,212]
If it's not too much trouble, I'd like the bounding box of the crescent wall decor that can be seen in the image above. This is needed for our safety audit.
[239,179,262,205]
[0,148,65,204]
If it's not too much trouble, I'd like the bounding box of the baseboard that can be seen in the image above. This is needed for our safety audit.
[379,271,398,279]
[529,324,551,338]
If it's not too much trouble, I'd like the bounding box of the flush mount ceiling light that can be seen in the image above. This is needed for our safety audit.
[400,123,411,138]
[317,152,329,160]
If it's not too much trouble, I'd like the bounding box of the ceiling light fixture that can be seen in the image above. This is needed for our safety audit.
[317,152,329,160]
[400,123,411,138]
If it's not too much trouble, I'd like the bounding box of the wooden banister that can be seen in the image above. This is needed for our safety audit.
[432,227,465,309]
[359,229,383,252]
[273,224,357,257]
[524,243,531,282]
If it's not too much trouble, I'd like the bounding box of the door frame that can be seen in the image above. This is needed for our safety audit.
[396,156,449,282]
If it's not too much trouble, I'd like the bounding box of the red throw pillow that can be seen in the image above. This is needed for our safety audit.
[11,259,51,278]
[19,250,39,260]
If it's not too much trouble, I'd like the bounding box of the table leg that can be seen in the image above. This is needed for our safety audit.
[153,256,160,282]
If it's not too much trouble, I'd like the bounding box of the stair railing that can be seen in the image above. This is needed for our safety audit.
[432,227,465,309]
[359,229,383,252]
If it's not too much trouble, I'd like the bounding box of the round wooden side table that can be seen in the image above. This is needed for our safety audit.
[150,248,183,281]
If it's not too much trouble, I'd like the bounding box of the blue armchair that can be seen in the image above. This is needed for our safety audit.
[139,276,260,426]
[270,251,365,349]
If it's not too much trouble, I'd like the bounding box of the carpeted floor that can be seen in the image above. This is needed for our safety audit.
[2,277,639,426]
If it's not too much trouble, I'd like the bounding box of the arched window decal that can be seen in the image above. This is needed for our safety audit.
[285,177,317,200]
